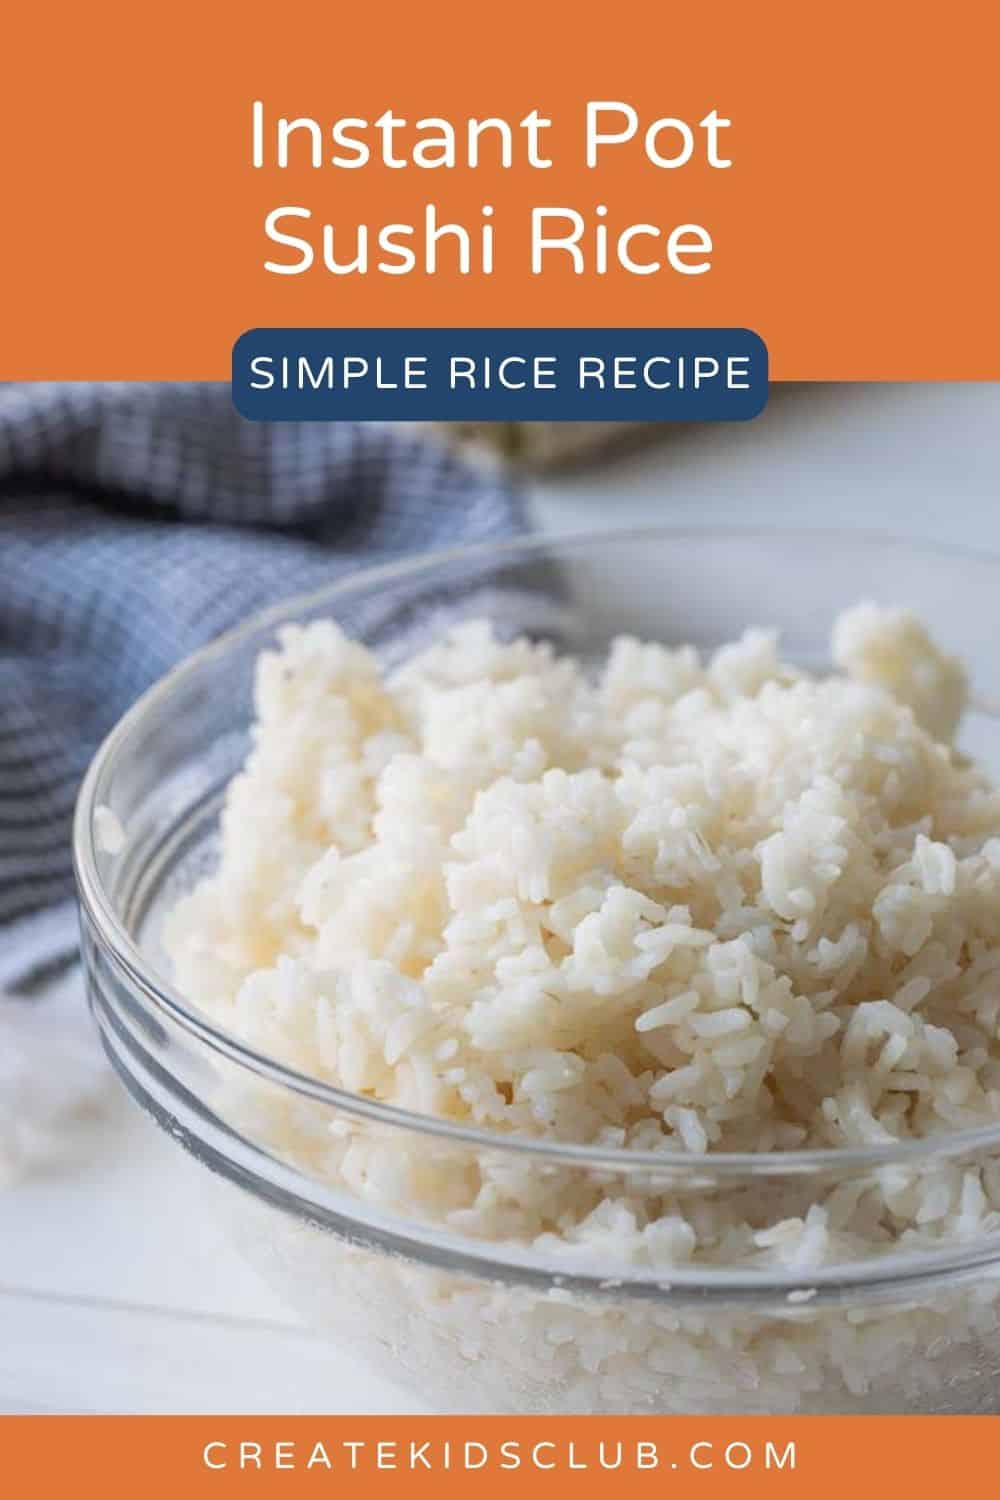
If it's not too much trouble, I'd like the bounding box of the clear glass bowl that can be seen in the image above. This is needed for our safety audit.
[74,527,1000,1414]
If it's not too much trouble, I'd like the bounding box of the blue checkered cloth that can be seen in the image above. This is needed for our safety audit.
[0,383,524,953]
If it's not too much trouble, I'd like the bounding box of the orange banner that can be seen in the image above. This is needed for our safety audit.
[1,1415,995,1495]
[1,1,998,381]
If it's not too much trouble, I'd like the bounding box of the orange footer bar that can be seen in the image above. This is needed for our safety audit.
[0,1415,990,1497]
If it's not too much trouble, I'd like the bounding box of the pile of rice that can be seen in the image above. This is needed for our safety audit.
[164,603,1000,1411]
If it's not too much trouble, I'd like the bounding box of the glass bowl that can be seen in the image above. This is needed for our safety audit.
[74,527,1000,1414]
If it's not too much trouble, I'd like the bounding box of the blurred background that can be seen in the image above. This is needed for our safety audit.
[2,380,998,1413]
[521,384,999,539]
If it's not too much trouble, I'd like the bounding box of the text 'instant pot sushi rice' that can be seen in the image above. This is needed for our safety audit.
[164,604,1000,1410]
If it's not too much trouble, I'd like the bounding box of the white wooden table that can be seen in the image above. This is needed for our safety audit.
[4,382,999,1413]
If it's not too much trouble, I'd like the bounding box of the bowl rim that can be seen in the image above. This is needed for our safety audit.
[73,521,1000,1180]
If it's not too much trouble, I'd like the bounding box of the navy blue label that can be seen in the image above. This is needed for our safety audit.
[232,328,768,422]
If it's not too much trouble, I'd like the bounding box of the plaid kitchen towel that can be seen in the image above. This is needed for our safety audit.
[0,384,524,984]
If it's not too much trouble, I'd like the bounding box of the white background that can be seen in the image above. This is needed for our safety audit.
[3,382,999,1413]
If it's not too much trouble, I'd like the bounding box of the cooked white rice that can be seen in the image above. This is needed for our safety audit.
[164,603,1000,1411]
